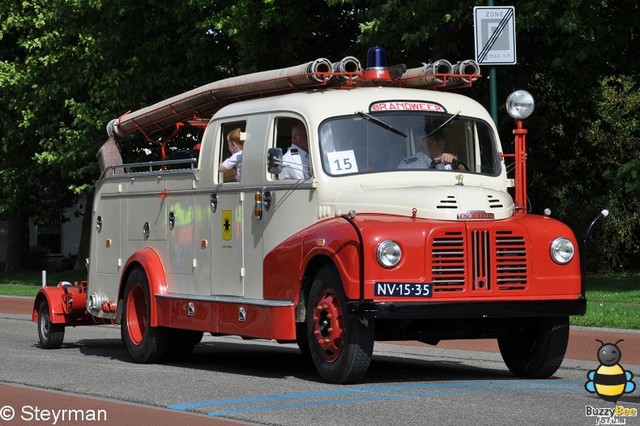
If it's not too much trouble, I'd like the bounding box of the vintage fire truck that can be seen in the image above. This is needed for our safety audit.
[34,47,587,384]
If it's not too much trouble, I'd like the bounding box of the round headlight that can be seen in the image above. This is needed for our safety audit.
[506,90,535,120]
[377,240,401,268]
[550,238,574,264]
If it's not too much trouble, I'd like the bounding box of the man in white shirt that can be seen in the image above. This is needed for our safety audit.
[278,122,311,180]
[398,130,461,170]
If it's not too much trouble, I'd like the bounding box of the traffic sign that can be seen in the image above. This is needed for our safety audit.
[474,6,516,65]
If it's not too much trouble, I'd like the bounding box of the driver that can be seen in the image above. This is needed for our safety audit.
[398,126,463,170]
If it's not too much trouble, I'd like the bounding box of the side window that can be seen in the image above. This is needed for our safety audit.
[271,117,312,180]
[218,121,246,183]
[476,122,499,175]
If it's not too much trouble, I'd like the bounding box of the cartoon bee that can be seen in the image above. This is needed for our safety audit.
[585,339,636,402]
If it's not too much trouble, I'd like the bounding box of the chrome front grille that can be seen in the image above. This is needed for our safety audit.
[432,232,465,292]
[430,228,528,293]
[471,230,491,291]
[495,231,528,290]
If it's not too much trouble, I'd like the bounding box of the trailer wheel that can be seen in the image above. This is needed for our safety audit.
[37,300,64,349]
[121,267,168,363]
[306,264,374,384]
[498,316,569,378]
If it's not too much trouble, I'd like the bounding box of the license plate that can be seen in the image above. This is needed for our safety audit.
[374,282,432,297]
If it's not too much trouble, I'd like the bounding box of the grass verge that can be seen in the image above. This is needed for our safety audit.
[570,272,640,329]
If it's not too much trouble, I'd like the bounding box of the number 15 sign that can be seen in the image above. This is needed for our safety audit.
[327,150,358,175]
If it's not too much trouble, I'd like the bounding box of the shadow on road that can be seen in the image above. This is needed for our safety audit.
[57,335,521,384]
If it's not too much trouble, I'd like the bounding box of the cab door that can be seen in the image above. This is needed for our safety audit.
[242,115,317,300]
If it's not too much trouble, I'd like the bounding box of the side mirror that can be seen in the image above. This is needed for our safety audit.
[267,147,283,174]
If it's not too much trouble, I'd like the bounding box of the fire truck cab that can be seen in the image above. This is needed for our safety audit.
[34,50,585,384]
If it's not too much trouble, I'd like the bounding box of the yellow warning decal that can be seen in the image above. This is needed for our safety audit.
[222,210,232,241]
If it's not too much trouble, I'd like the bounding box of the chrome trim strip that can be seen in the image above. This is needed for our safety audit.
[156,293,294,307]
[101,181,315,198]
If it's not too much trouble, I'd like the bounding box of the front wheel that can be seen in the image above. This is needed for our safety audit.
[498,316,569,378]
[37,300,64,349]
[121,267,168,363]
[306,265,374,384]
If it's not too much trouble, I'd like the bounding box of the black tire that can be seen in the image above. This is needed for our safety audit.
[296,322,310,357]
[306,264,374,384]
[164,329,203,362]
[37,300,64,349]
[498,316,569,378]
[121,267,169,363]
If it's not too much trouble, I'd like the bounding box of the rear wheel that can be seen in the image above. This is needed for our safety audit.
[306,265,374,384]
[164,329,203,362]
[37,300,64,349]
[498,316,569,378]
[121,267,168,363]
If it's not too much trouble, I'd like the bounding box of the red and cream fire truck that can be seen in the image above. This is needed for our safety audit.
[33,48,587,384]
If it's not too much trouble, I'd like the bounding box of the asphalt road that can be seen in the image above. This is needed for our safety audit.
[1,297,639,426]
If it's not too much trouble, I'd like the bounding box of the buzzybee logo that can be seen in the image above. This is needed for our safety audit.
[585,339,636,402]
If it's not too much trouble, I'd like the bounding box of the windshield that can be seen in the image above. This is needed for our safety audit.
[319,112,500,176]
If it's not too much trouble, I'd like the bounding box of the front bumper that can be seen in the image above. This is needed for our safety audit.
[347,299,586,319]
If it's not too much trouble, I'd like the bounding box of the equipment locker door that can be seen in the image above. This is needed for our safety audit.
[210,190,244,297]
[210,121,247,297]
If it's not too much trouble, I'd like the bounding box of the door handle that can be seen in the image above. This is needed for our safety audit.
[210,193,218,213]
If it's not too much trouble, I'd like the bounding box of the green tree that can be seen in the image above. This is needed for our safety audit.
[0,0,367,272]
[0,0,235,271]
[195,0,368,73]
[585,76,640,270]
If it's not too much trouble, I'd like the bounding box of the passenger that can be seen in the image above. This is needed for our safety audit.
[278,122,311,180]
[398,126,463,170]
[219,128,244,181]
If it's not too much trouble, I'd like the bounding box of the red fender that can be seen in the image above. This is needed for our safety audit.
[121,247,168,327]
[263,218,360,300]
[33,286,68,324]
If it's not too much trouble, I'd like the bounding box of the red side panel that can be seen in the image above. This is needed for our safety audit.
[155,297,214,332]
[217,303,296,340]
[155,296,296,340]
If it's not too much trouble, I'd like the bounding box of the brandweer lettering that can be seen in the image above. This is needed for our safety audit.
[370,102,445,112]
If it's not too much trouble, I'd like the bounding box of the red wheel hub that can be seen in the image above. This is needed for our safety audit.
[126,283,147,345]
[312,289,345,362]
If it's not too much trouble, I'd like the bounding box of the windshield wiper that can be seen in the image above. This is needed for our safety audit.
[425,111,461,138]
[356,111,407,138]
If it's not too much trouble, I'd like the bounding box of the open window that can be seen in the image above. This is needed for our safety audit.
[217,121,246,183]
[269,117,312,180]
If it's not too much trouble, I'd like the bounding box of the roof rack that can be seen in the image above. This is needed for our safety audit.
[106,54,480,140]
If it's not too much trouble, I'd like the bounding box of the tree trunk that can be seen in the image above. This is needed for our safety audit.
[5,212,30,272]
